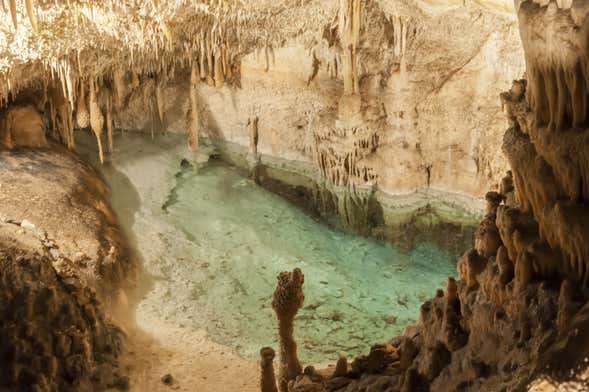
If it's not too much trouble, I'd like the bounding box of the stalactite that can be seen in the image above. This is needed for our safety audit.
[106,93,113,154]
[339,0,362,95]
[130,71,140,89]
[76,80,89,128]
[113,68,126,107]
[213,46,225,88]
[199,34,207,80]
[9,0,17,30]
[264,42,270,72]
[65,62,75,109]
[89,79,104,164]
[25,0,38,33]
[155,77,165,127]
[206,34,214,86]
[188,65,199,151]
[48,84,75,150]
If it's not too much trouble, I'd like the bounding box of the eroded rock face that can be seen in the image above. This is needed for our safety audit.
[0,221,127,392]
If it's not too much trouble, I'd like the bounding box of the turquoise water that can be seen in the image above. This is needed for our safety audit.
[78,132,457,364]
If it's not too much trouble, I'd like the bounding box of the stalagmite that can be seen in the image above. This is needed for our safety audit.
[260,347,279,392]
[333,356,348,377]
[514,251,533,293]
[442,277,467,350]
[89,79,105,164]
[557,280,575,332]
[458,249,487,288]
[188,66,199,150]
[272,268,304,392]
[248,115,259,158]
[496,245,514,287]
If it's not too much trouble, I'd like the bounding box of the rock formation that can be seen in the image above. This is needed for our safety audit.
[272,268,305,392]
[260,347,279,392]
[0,143,133,296]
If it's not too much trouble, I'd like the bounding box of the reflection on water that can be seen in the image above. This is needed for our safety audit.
[78,131,457,364]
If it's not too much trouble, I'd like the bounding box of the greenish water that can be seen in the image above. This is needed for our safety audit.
[78,131,457,364]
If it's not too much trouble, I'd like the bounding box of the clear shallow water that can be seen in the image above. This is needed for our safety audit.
[78,131,457,364]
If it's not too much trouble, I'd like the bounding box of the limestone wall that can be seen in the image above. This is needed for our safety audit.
[115,1,524,199]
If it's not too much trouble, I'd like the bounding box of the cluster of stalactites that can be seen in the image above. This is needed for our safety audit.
[316,132,379,186]
[387,14,409,59]
[504,1,589,285]
[518,0,589,132]
[314,124,379,187]
[0,29,242,158]
[0,0,253,104]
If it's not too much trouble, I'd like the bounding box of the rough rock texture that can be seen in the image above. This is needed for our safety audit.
[0,220,128,392]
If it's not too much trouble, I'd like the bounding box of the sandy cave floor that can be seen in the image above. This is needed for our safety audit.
[113,306,258,392]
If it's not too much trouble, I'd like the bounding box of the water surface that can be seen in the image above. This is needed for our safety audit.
[78,131,457,364]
